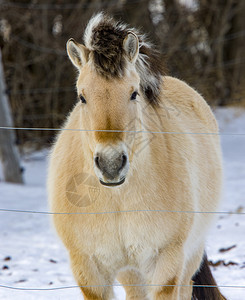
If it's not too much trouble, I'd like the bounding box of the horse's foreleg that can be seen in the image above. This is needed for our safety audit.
[70,252,114,300]
[150,243,190,300]
[117,268,150,300]
[179,245,205,300]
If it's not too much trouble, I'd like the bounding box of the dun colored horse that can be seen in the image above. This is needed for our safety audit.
[48,13,226,300]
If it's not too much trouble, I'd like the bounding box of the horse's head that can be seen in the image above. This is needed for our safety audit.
[66,13,163,187]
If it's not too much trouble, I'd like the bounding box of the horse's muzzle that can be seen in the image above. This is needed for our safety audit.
[93,144,129,187]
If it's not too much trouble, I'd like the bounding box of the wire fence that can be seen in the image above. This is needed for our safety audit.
[0,129,244,293]
[1,77,245,295]
[0,125,245,216]
[1,126,245,289]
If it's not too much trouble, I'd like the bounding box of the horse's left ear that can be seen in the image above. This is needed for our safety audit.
[123,32,139,63]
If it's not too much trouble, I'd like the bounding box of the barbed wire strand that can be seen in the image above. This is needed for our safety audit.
[0,283,245,291]
[0,208,244,215]
[1,126,245,136]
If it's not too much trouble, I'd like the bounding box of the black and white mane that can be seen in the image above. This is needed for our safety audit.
[84,12,164,105]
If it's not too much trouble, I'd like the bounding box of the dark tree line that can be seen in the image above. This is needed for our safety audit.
[0,0,244,147]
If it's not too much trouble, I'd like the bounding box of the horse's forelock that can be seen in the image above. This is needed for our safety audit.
[83,13,165,105]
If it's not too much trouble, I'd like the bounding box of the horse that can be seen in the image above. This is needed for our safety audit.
[48,12,226,300]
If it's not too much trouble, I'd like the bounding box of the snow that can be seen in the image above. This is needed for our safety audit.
[206,107,245,299]
[0,107,245,299]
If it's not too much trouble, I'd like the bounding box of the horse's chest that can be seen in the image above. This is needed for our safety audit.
[90,213,165,271]
[118,213,166,269]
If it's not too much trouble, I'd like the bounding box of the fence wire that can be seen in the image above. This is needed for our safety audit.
[1,0,148,10]
[0,208,244,215]
[1,126,245,136]
[1,283,245,291]
[0,125,244,293]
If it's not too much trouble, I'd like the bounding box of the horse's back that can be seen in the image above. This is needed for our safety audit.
[162,76,218,133]
[157,75,222,184]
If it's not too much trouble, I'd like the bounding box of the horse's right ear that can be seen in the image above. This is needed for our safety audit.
[66,38,90,69]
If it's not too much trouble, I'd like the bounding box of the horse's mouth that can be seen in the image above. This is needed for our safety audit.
[99,178,125,187]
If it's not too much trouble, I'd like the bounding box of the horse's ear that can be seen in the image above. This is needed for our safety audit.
[123,32,139,63]
[66,38,90,69]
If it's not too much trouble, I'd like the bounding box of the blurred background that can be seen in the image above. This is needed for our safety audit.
[0,0,245,148]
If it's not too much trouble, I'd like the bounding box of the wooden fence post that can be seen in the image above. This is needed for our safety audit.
[0,49,24,184]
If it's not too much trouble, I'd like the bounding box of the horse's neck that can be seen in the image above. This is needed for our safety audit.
[64,104,93,173]
[131,101,159,160]
[133,99,169,171]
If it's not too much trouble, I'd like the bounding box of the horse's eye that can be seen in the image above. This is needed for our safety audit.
[79,95,86,104]
[130,91,138,101]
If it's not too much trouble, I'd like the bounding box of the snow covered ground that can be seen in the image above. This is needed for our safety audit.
[0,107,244,300]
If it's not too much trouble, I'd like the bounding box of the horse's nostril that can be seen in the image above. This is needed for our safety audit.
[95,156,100,169]
[120,154,127,170]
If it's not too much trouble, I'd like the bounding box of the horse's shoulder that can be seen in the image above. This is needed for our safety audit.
[161,76,218,132]
[50,103,81,162]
